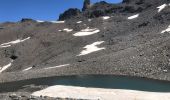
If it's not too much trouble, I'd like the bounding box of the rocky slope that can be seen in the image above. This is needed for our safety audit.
[0,0,170,98]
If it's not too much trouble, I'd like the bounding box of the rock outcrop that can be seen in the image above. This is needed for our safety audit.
[20,18,36,22]
[82,1,118,18]
[59,0,170,20]
[59,8,81,21]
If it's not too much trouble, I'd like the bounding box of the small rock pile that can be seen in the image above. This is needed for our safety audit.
[7,94,90,100]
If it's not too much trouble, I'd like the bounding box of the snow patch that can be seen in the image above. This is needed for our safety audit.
[36,20,65,23]
[128,14,139,20]
[0,60,13,73]
[32,85,170,100]
[73,27,100,36]
[58,28,73,32]
[36,20,45,23]
[77,21,82,24]
[50,21,65,24]
[63,28,73,32]
[157,4,167,12]
[44,64,70,69]
[0,37,30,48]
[23,67,33,71]
[0,45,11,48]
[103,16,110,20]
[78,41,105,56]
[88,19,92,22]
[161,25,170,33]
[163,69,168,72]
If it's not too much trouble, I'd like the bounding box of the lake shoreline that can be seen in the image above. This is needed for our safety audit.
[0,67,170,83]
[0,66,170,84]
[1,73,170,93]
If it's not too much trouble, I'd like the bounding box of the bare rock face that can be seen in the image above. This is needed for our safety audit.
[82,0,91,11]
[83,1,116,18]
[59,8,81,20]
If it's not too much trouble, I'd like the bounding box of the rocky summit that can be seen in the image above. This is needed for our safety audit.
[0,0,170,99]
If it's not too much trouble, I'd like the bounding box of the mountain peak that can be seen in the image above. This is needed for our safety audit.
[59,8,81,21]
[82,0,91,11]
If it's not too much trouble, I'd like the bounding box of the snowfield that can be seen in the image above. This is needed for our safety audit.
[78,41,105,56]
[32,85,170,100]
[73,27,100,36]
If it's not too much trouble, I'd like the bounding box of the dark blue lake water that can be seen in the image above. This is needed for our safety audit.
[0,75,170,93]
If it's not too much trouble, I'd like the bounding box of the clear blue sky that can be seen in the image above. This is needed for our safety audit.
[0,0,122,22]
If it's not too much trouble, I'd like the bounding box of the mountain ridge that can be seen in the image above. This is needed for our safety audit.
[59,0,170,20]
